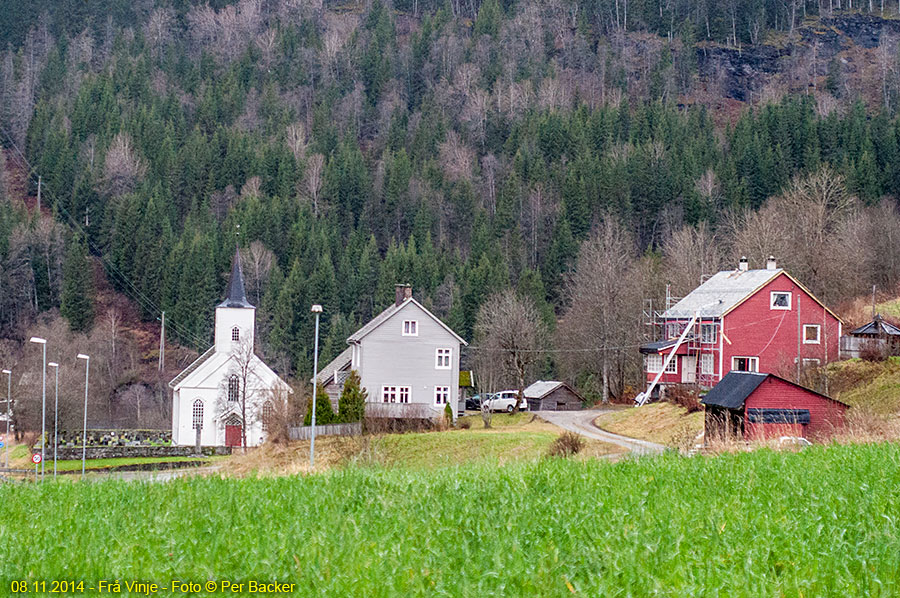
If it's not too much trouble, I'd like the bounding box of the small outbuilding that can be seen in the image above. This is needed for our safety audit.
[523,381,584,411]
[840,314,900,359]
[701,372,848,443]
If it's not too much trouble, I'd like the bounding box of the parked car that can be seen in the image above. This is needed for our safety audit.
[466,394,492,411]
[483,390,529,413]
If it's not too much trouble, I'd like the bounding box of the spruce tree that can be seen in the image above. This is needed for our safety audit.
[337,370,367,423]
[60,233,95,332]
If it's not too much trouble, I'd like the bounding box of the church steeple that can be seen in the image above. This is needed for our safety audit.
[219,246,254,308]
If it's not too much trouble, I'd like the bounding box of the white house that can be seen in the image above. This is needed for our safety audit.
[169,249,291,447]
[316,284,466,419]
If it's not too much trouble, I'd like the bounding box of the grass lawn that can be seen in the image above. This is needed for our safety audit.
[829,357,900,415]
[595,402,704,447]
[0,443,898,596]
[225,413,623,476]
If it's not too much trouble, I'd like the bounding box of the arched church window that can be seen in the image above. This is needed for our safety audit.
[262,400,274,431]
[228,375,239,402]
[192,399,204,430]
[232,327,240,342]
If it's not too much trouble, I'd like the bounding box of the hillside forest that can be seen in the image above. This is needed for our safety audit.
[3,0,900,430]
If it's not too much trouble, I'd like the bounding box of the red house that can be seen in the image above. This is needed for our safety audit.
[638,257,842,402]
[701,371,848,441]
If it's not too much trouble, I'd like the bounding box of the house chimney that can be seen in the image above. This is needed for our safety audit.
[738,256,749,272]
[766,255,777,270]
[395,283,412,306]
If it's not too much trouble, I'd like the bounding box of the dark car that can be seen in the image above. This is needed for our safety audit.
[465,393,492,411]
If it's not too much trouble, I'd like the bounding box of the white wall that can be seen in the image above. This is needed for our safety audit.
[214,306,255,353]
[357,302,461,418]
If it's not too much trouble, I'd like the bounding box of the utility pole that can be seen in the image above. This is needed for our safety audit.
[158,311,165,372]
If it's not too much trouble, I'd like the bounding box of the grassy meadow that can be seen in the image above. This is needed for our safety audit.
[594,403,705,447]
[1,443,899,596]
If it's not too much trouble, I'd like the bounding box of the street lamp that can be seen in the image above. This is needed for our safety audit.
[2,369,10,469]
[48,362,58,478]
[77,354,89,480]
[310,304,322,469]
[29,337,46,481]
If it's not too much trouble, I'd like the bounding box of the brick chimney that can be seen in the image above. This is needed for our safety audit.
[395,283,412,306]
[738,256,749,272]
[766,255,777,270]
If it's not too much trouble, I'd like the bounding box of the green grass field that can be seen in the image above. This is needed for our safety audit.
[1,443,898,596]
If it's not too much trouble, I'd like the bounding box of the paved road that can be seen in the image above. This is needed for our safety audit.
[540,409,667,457]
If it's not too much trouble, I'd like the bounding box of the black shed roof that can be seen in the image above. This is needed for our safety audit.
[700,371,767,409]
[850,314,900,336]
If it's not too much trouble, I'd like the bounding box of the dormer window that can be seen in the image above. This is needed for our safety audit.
[231,327,240,342]
[403,320,418,336]
[770,292,791,310]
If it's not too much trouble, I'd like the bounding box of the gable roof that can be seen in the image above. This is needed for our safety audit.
[523,380,584,401]
[219,246,254,309]
[664,269,782,318]
[347,297,467,345]
[314,346,352,384]
[664,268,842,322]
[850,315,900,336]
[168,346,216,389]
[701,371,847,409]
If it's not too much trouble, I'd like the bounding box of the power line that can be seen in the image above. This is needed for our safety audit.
[0,124,211,349]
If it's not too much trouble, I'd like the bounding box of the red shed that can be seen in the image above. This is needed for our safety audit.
[701,371,848,442]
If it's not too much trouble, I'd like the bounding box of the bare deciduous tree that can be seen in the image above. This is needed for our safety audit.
[475,290,545,413]
[99,133,146,197]
[663,222,726,297]
[240,241,275,306]
[558,218,645,403]
[304,153,325,216]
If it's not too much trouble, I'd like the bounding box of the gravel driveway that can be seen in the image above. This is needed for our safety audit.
[539,409,666,457]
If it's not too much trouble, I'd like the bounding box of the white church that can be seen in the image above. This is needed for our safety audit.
[169,248,291,447]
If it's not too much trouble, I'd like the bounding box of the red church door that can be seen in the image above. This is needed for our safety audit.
[225,421,242,446]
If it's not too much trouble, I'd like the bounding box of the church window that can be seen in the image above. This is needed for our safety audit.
[232,327,240,342]
[262,401,274,431]
[228,375,239,402]
[192,400,204,430]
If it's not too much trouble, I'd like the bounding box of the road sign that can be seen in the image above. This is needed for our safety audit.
[0,441,4,448]
[31,453,41,464]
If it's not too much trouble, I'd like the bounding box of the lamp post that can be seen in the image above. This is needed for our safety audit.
[48,362,58,478]
[77,354,89,480]
[29,337,47,481]
[310,304,322,469]
[2,369,10,469]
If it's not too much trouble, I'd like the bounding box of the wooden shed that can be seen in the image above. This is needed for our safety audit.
[702,371,847,443]
[523,381,584,411]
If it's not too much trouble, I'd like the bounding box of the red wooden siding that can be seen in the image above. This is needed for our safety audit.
[743,377,846,440]
[722,273,841,379]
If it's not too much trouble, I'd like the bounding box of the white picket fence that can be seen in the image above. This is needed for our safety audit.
[288,422,362,440]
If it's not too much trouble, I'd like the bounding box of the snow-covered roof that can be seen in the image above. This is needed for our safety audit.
[663,268,783,318]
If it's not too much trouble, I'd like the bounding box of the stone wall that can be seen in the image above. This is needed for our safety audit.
[49,445,231,460]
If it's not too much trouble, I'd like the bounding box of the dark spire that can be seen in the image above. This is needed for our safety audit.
[219,246,253,308]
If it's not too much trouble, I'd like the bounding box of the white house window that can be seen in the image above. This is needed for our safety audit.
[664,357,678,374]
[700,323,717,344]
[645,354,663,373]
[382,386,397,403]
[700,353,714,375]
[261,400,274,431]
[732,356,759,372]
[770,292,791,310]
[436,348,452,369]
[192,399,204,430]
[434,386,450,405]
[803,324,821,344]
[403,320,418,336]
[382,386,411,403]
[231,327,240,342]
[666,322,686,340]
[228,375,239,402]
